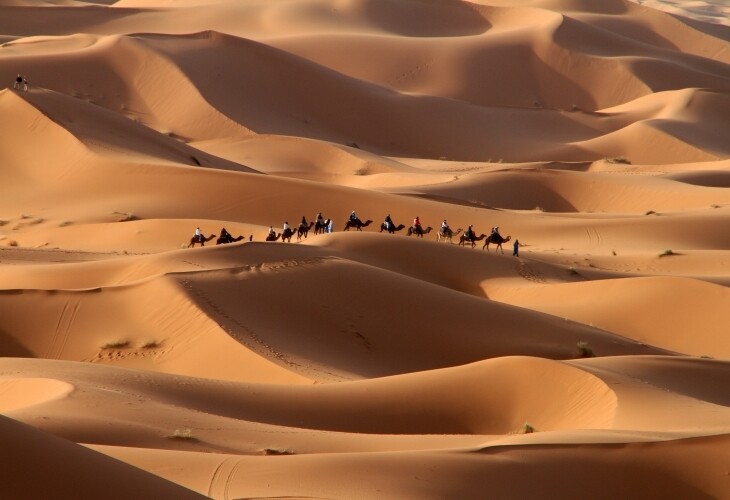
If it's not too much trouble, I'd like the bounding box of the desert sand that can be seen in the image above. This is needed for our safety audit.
[0,0,729,498]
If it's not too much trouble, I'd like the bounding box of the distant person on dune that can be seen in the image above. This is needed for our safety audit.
[23,76,28,91]
[14,74,22,90]
[513,239,520,257]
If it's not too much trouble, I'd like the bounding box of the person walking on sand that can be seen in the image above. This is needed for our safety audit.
[23,76,28,91]
[14,74,22,90]
[513,239,520,257]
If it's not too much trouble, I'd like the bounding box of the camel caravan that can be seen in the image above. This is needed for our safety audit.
[189,213,515,253]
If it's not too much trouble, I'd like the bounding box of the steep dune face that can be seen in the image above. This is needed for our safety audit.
[1,0,729,498]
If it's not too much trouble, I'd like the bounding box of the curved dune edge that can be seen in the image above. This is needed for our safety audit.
[0,414,207,500]
[87,433,730,500]
[3,357,728,494]
[487,275,730,358]
[0,378,74,412]
[3,356,729,444]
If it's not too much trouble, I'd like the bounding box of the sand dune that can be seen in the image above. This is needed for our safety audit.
[1,0,729,497]
[0,413,206,500]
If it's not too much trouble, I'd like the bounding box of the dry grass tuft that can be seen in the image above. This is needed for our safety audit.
[113,211,138,222]
[262,448,295,456]
[168,428,195,441]
[575,341,595,358]
[605,157,631,165]
[101,340,129,349]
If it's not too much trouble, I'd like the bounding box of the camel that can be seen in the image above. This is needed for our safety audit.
[483,233,511,253]
[458,233,487,248]
[297,221,315,241]
[281,227,297,242]
[265,232,281,242]
[216,234,245,245]
[188,234,215,248]
[380,222,406,234]
[407,226,433,238]
[343,219,373,231]
[437,227,462,243]
[314,219,328,235]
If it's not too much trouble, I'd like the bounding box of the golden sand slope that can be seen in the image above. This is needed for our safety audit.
[0,0,728,498]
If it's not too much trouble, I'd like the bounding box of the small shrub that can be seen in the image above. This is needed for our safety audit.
[611,250,617,256]
[509,422,536,434]
[659,249,675,257]
[0,220,8,226]
[101,340,129,349]
[353,167,369,176]
[168,428,195,441]
[605,157,631,165]
[263,448,294,455]
[59,221,73,227]
[141,340,161,349]
[645,210,657,215]
[113,211,138,222]
[575,341,595,358]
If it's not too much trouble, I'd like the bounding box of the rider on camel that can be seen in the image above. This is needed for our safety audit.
[413,216,422,235]
[441,219,450,234]
[283,221,291,233]
[194,226,202,243]
[268,226,276,238]
[384,213,393,231]
[300,215,308,231]
[350,211,362,227]
[465,225,474,241]
[220,227,232,243]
